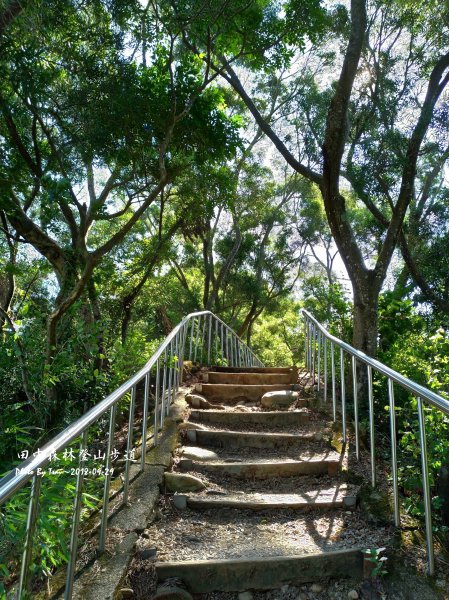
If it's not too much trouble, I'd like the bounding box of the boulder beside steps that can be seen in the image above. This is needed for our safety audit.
[157,365,369,593]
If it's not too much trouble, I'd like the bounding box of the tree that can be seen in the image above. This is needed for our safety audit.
[0,0,241,418]
[172,0,449,356]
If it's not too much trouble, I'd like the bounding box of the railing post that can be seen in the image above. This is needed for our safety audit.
[189,317,195,361]
[17,472,42,599]
[308,321,312,371]
[304,316,308,370]
[312,324,316,384]
[166,341,173,414]
[154,361,160,447]
[207,314,212,365]
[234,336,238,367]
[99,403,117,553]
[123,385,136,504]
[317,331,321,393]
[331,341,336,421]
[194,315,201,363]
[215,318,219,364]
[179,323,188,389]
[417,396,435,575]
[367,365,376,488]
[161,348,167,424]
[173,332,179,392]
[201,316,207,363]
[352,356,360,461]
[65,429,89,600]
[340,348,346,443]
[323,336,327,403]
[141,372,150,471]
[220,322,224,363]
[388,378,400,527]
[174,329,181,392]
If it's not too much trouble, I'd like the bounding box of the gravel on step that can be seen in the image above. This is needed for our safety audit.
[198,579,386,600]
[185,419,331,436]
[178,471,357,497]
[147,499,393,563]
[176,444,337,463]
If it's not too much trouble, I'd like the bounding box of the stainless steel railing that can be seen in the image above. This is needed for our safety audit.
[302,308,449,576]
[0,310,263,598]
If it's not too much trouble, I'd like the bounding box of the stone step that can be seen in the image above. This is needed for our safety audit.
[190,428,320,448]
[181,456,340,478]
[189,409,310,427]
[211,366,297,375]
[204,372,296,385]
[156,549,365,592]
[196,383,296,403]
[183,487,357,511]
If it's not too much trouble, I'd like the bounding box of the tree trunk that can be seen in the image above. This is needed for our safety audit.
[44,262,95,426]
[351,277,381,402]
[237,301,258,338]
[88,279,107,372]
[352,289,379,358]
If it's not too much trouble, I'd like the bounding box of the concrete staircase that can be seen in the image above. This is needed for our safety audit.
[146,365,377,594]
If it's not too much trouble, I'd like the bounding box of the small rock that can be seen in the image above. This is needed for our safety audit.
[137,547,157,560]
[297,594,307,600]
[260,390,299,409]
[185,393,211,409]
[186,430,197,443]
[343,496,357,508]
[153,586,193,600]
[179,458,193,472]
[310,583,323,593]
[314,432,323,441]
[181,446,219,461]
[164,472,206,493]
[178,422,206,431]
[348,591,359,600]
[185,535,201,543]
[119,588,134,599]
[238,592,253,600]
[173,494,187,509]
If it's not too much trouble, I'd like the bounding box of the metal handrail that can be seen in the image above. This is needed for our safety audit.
[302,308,449,576]
[0,310,263,598]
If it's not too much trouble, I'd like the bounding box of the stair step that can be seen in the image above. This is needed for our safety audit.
[193,428,319,448]
[189,409,310,426]
[182,456,340,478]
[196,383,296,403]
[156,549,365,592]
[204,372,296,385]
[211,366,298,375]
[185,487,357,511]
